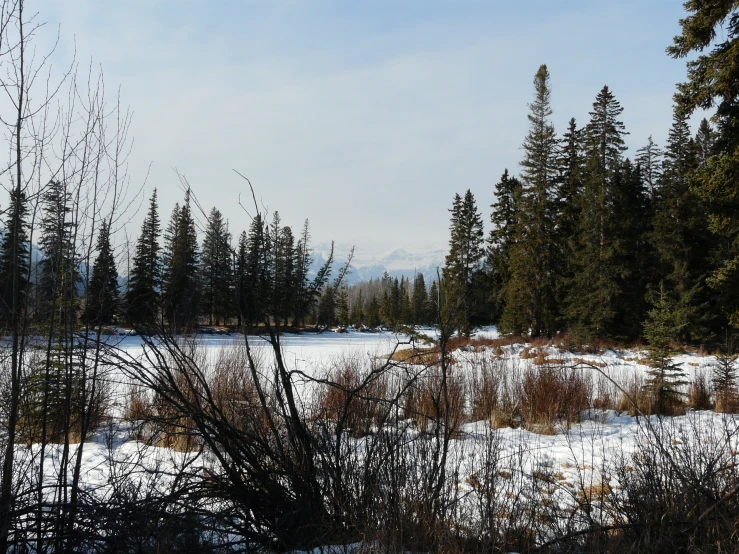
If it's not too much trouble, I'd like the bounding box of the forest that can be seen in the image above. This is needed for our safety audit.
[1,0,739,553]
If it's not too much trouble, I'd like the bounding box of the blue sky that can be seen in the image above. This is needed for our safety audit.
[38,0,694,255]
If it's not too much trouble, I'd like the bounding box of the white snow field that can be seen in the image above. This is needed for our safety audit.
[11,327,739,550]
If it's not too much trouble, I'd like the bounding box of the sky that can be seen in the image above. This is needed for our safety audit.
[36,0,695,257]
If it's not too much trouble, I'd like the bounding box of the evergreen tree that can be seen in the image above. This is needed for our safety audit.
[365,294,381,328]
[241,214,269,326]
[84,221,119,326]
[0,189,30,327]
[635,135,663,197]
[442,190,484,336]
[552,118,584,323]
[162,190,200,331]
[427,280,439,326]
[695,118,714,164]
[350,290,364,325]
[201,207,233,326]
[271,219,296,326]
[411,273,428,326]
[669,4,739,327]
[650,107,712,342]
[336,286,349,327]
[565,86,628,339]
[235,230,248,327]
[502,64,558,337]
[488,169,520,322]
[611,159,653,339]
[642,282,689,414]
[293,220,314,326]
[126,190,162,328]
[37,180,79,328]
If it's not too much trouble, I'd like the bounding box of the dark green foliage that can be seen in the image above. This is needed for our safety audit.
[126,191,162,328]
[635,135,663,197]
[650,109,713,342]
[270,214,296,325]
[411,273,427,326]
[443,190,484,336]
[37,180,79,329]
[0,189,30,327]
[162,191,200,331]
[669,2,739,327]
[552,118,584,326]
[200,207,233,326]
[84,221,119,326]
[564,86,628,339]
[643,282,689,414]
[488,169,520,325]
[502,64,558,337]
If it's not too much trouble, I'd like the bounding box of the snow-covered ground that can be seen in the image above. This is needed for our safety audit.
[11,326,739,550]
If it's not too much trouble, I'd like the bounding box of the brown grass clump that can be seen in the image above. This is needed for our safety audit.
[521,364,592,433]
[315,359,389,437]
[688,373,714,410]
[403,367,466,434]
[389,347,443,366]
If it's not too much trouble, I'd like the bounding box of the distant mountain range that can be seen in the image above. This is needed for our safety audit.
[311,243,446,285]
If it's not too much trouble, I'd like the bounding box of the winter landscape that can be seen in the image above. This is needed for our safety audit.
[1,0,739,553]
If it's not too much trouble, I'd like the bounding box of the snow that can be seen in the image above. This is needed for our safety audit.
[12,326,739,549]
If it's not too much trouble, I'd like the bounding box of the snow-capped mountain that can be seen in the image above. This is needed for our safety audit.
[311,243,446,285]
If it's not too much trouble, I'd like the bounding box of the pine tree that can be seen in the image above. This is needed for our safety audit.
[695,118,714,164]
[427,280,439,325]
[443,190,484,336]
[650,107,712,342]
[37,180,79,328]
[635,135,663,198]
[0,189,30,327]
[365,294,381,328]
[241,213,269,326]
[488,169,521,323]
[293,220,314,326]
[669,3,739,327]
[713,336,738,413]
[611,159,653,339]
[502,64,558,337]
[336,286,349,327]
[411,273,428,326]
[643,282,689,415]
[84,221,119,326]
[565,86,628,339]
[235,230,248,327]
[201,207,233,326]
[125,190,162,328]
[271,219,295,326]
[162,190,200,331]
[552,118,584,323]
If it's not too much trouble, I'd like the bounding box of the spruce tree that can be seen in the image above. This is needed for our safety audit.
[37,180,79,328]
[293,220,314,326]
[502,64,558,337]
[565,86,628,339]
[201,207,233,326]
[125,190,162,328]
[411,273,428,326]
[235,230,248,327]
[643,282,689,414]
[488,169,520,323]
[162,190,200,331]
[650,107,712,342]
[442,190,484,336]
[0,189,30,327]
[271,219,295,326]
[635,135,663,198]
[552,118,584,323]
[669,3,739,327]
[84,221,120,326]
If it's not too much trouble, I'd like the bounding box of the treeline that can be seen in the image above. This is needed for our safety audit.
[1,185,347,334]
[333,61,736,346]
